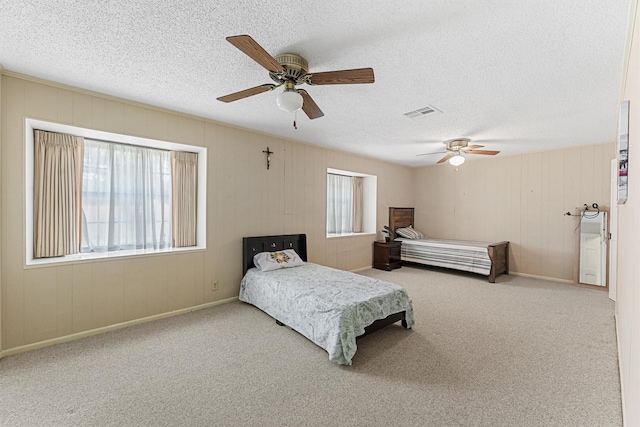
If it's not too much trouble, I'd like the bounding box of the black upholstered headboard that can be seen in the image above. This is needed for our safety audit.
[242,234,308,275]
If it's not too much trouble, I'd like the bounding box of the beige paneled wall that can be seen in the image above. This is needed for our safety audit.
[616,2,640,424]
[413,143,614,282]
[0,65,3,351]
[0,73,413,352]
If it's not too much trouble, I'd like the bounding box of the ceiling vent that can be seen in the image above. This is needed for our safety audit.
[403,105,441,119]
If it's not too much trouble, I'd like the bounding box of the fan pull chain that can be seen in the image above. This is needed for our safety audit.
[293,110,298,130]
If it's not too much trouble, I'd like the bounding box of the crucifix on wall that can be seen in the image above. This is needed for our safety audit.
[262,146,274,170]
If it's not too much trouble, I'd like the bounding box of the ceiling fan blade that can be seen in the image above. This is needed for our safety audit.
[298,89,324,119]
[217,84,278,103]
[226,35,285,73]
[306,68,375,85]
[466,149,500,155]
[465,144,484,150]
[437,153,455,164]
[416,150,446,157]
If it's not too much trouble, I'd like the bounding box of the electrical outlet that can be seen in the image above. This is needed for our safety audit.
[211,281,219,291]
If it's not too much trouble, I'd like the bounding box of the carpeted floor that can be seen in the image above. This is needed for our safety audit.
[0,266,622,426]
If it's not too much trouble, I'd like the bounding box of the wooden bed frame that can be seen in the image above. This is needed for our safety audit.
[242,234,408,338]
[389,207,509,283]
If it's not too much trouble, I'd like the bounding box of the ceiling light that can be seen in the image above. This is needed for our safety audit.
[449,154,465,166]
[276,90,303,113]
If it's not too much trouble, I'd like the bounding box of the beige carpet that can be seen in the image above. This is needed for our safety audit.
[0,266,621,426]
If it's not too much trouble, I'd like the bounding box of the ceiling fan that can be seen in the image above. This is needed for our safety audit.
[217,35,375,121]
[417,138,500,166]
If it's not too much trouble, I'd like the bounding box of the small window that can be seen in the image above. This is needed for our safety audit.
[326,168,376,237]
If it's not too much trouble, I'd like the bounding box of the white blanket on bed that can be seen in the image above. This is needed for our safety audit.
[239,263,415,365]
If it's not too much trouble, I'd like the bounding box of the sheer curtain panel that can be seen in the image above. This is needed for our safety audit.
[327,173,353,234]
[33,130,84,258]
[171,151,198,247]
[81,140,172,253]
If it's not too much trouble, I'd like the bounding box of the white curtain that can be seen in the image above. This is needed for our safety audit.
[81,140,172,252]
[327,174,353,234]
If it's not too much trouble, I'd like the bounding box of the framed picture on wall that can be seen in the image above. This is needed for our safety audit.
[618,100,630,204]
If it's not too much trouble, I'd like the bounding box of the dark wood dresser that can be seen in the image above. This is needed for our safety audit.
[373,241,402,271]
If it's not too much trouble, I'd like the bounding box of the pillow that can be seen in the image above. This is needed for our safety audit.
[395,225,426,240]
[253,249,305,272]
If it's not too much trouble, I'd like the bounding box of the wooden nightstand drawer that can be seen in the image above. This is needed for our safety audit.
[373,241,402,271]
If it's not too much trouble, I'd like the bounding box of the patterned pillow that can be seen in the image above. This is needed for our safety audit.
[253,249,305,272]
[395,226,426,240]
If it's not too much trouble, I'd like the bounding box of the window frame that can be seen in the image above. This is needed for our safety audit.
[25,118,207,267]
[326,168,377,238]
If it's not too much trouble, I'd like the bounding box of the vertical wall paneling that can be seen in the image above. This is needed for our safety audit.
[104,99,126,134]
[164,256,180,313]
[616,2,640,423]
[0,67,4,351]
[412,144,614,281]
[546,150,567,279]
[72,92,93,128]
[24,80,57,121]
[147,256,169,316]
[0,72,414,353]
[123,104,147,137]
[3,76,26,349]
[175,254,197,310]
[524,152,544,274]
[504,156,522,271]
[562,148,582,281]
[72,263,94,333]
[91,262,107,330]
[104,260,125,326]
[23,267,57,344]
[123,258,148,322]
[56,265,73,337]
[91,97,106,131]
[57,88,73,124]
[203,122,219,301]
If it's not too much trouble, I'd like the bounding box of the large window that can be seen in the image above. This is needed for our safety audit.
[326,168,376,237]
[26,119,207,266]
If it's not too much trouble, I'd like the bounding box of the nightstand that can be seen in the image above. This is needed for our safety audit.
[373,241,402,271]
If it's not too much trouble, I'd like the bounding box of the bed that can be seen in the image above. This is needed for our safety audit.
[389,207,509,283]
[239,234,415,365]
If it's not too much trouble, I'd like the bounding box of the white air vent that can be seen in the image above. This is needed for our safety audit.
[403,105,441,119]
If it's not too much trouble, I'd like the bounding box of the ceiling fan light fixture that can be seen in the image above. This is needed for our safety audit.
[276,89,303,113]
[449,154,465,166]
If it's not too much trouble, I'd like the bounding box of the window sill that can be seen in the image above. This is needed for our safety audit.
[25,245,206,268]
[326,232,376,240]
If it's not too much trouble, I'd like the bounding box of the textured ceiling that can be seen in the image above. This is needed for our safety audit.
[0,0,632,166]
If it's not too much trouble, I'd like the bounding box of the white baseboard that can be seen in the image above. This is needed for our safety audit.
[351,266,372,273]
[509,271,574,284]
[0,297,238,359]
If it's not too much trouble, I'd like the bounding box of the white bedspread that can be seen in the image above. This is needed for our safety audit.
[239,263,415,365]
